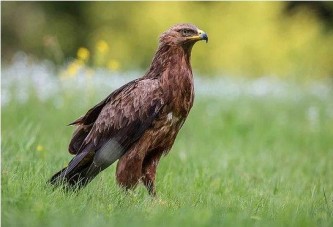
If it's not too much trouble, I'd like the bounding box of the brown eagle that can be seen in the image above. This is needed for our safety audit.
[49,23,208,196]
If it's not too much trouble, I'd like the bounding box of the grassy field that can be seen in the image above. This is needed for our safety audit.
[2,76,333,226]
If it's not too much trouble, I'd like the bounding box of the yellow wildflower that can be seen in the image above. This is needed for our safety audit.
[96,40,109,54]
[67,60,81,77]
[108,59,120,71]
[36,145,44,152]
[77,47,90,62]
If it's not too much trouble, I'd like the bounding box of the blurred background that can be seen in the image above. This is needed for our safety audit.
[3,3,333,226]
[2,1,333,80]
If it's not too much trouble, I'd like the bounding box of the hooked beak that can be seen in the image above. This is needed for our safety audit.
[187,29,208,43]
[198,29,208,43]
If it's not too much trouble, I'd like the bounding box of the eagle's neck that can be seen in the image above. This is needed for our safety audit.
[144,43,195,117]
[144,44,193,79]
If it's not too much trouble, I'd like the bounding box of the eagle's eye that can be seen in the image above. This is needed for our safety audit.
[180,29,193,37]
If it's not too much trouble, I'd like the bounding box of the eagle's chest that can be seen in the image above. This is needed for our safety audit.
[148,110,185,153]
[166,111,184,128]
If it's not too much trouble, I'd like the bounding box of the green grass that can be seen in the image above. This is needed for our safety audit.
[2,85,333,227]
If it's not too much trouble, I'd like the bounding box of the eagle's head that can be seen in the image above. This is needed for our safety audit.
[159,23,208,47]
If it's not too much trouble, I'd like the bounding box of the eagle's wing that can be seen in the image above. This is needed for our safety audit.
[50,78,164,185]
[69,78,164,156]
[67,79,133,155]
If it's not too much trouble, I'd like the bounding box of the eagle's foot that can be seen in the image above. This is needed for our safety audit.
[143,180,156,197]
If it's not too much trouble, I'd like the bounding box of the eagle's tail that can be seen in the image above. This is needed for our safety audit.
[48,167,97,190]
[48,150,102,190]
[48,140,125,190]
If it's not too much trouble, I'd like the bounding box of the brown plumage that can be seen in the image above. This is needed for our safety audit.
[49,23,208,196]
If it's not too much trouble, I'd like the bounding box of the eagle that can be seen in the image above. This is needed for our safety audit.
[49,23,208,196]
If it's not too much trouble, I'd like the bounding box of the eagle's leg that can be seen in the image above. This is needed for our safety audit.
[141,150,163,196]
[116,151,144,192]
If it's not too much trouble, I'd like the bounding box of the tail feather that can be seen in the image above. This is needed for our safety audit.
[48,138,125,190]
[48,167,67,185]
[48,149,98,189]
[48,165,100,190]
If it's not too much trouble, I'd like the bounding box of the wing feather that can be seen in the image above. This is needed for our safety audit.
[68,78,164,157]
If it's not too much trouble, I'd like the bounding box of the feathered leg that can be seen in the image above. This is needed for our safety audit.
[116,152,144,191]
[141,150,163,196]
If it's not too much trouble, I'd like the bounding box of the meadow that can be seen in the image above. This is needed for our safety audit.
[2,61,333,226]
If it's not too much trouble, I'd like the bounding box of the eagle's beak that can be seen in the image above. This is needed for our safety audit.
[198,29,208,43]
[188,29,208,43]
